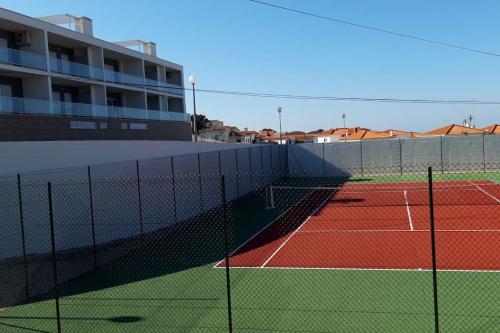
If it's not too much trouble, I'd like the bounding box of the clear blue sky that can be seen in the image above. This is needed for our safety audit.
[2,0,499,132]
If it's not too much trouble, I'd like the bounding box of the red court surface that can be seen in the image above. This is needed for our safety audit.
[217,180,500,271]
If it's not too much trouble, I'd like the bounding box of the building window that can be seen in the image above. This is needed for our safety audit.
[121,123,128,129]
[99,122,108,129]
[70,121,97,129]
[130,123,148,130]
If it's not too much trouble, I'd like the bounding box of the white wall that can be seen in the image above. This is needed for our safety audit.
[0,141,251,176]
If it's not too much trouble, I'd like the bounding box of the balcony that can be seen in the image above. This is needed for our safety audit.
[50,57,104,80]
[0,46,47,71]
[166,82,184,97]
[0,96,190,122]
[108,105,190,121]
[104,69,144,87]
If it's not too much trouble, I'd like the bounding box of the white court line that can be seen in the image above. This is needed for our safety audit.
[260,191,337,268]
[294,228,500,233]
[403,190,414,231]
[212,189,318,268]
[218,266,500,273]
[468,181,500,204]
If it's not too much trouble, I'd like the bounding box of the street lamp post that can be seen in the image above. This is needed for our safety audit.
[277,107,283,144]
[342,113,346,142]
[189,75,198,142]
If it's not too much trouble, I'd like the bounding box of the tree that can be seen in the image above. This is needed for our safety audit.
[191,114,210,130]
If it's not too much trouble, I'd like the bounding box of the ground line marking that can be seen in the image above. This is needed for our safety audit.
[294,228,500,233]
[213,189,318,268]
[215,266,500,273]
[260,191,337,268]
[468,180,500,204]
[403,190,414,231]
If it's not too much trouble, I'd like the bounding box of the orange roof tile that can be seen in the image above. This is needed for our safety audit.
[381,129,411,136]
[345,129,391,141]
[481,124,500,134]
[424,124,485,136]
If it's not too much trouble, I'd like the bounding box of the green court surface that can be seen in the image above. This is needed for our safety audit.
[1,171,499,332]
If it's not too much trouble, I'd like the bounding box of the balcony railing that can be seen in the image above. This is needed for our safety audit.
[144,78,164,92]
[0,96,190,122]
[50,57,104,80]
[104,69,144,86]
[0,46,47,71]
[166,82,184,96]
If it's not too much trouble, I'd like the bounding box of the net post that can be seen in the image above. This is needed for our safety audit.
[87,166,98,269]
[47,182,62,333]
[17,173,30,300]
[220,175,233,333]
[136,160,143,238]
[270,186,275,208]
[427,167,440,333]
[265,185,275,209]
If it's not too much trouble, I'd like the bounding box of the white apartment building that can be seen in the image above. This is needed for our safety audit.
[0,8,191,141]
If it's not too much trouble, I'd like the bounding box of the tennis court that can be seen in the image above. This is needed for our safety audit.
[217,180,500,271]
[1,172,499,333]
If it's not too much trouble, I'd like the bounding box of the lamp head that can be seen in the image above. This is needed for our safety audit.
[188,75,198,85]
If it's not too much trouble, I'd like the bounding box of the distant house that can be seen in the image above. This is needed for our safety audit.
[424,124,485,136]
[313,128,362,143]
[265,132,317,144]
[345,129,392,141]
[199,126,243,143]
[481,124,500,135]
[238,129,259,143]
[381,129,424,139]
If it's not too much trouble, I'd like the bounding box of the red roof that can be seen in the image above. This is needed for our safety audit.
[424,124,485,136]
[481,124,500,134]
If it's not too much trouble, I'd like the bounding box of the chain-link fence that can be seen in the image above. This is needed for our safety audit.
[1,143,499,332]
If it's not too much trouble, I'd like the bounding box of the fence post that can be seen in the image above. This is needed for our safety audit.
[285,143,290,179]
[322,143,326,177]
[220,175,233,333]
[235,150,240,199]
[399,138,403,175]
[17,174,30,300]
[269,145,274,180]
[87,166,98,269]
[47,182,62,333]
[171,156,177,223]
[260,145,265,186]
[197,153,203,211]
[482,134,486,172]
[248,147,253,190]
[136,160,143,238]
[360,140,364,177]
[440,136,444,174]
[427,167,440,333]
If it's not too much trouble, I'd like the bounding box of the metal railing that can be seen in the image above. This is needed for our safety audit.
[49,57,104,80]
[104,68,144,86]
[166,82,184,96]
[0,96,190,121]
[0,46,47,71]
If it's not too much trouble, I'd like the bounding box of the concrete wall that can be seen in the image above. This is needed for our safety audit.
[0,115,192,143]
[0,141,256,176]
